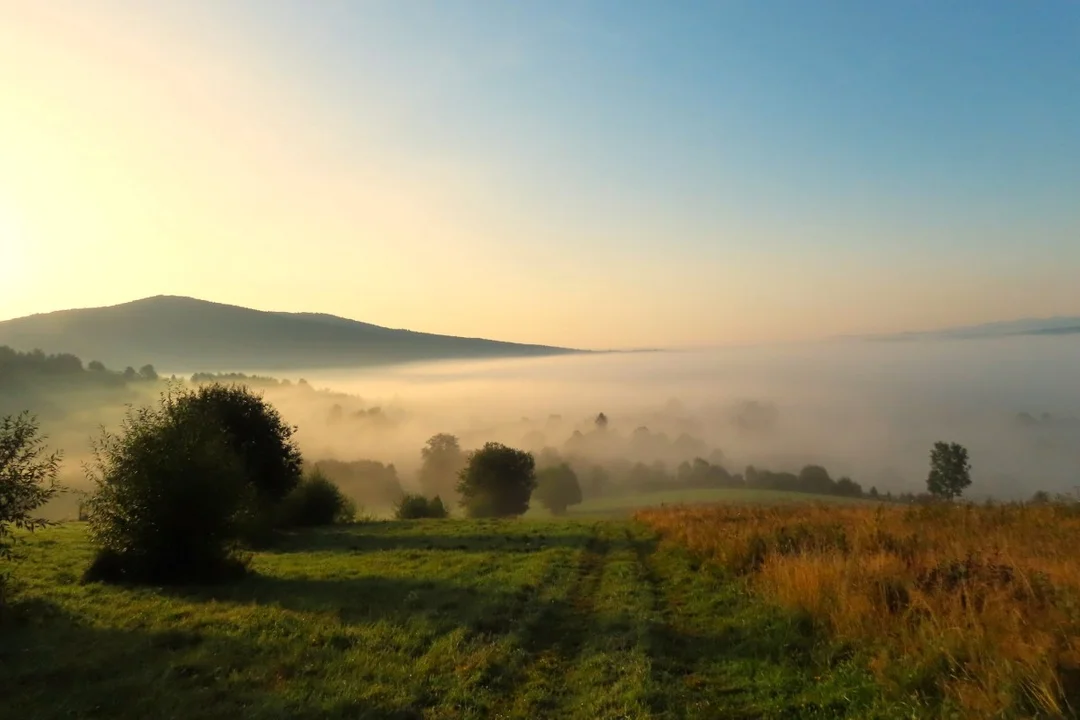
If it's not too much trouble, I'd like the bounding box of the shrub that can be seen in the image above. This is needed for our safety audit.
[394,493,449,520]
[533,463,582,515]
[83,388,252,584]
[1,412,62,611]
[1,412,63,560]
[279,469,356,527]
[456,442,536,518]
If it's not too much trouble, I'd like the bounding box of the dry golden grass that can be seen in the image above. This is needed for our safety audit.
[636,501,1080,717]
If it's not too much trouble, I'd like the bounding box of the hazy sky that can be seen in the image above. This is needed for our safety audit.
[1,1,1078,349]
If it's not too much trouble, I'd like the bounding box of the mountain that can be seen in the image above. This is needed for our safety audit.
[852,317,1080,342]
[0,296,582,372]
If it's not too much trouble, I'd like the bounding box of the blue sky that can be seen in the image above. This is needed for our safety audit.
[1,1,1077,347]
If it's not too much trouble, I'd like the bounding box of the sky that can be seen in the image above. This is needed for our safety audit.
[1,1,1078,349]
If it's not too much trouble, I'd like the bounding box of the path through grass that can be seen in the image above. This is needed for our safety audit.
[2,520,901,719]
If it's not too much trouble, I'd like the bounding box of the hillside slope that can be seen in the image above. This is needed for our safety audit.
[0,296,580,371]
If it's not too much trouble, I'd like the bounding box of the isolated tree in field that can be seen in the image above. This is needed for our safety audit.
[534,463,582,516]
[138,364,158,381]
[0,413,62,560]
[419,433,465,498]
[926,441,971,501]
[594,412,608,430]
[456,442,536,518]
[123,366,137,381]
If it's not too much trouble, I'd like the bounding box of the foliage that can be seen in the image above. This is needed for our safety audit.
[181,383,303,507]
[533,463,582,515]
[638,501,1080,717]
[0,412,62,559]
[278,468,355,527]
[394,493,449,520]
[418,433,465,499]
[82,387,253,584]
[926,441,972,500]
[456,442,536,518]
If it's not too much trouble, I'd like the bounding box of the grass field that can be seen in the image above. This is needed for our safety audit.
[564,488,870,517]
[0,518,916,719]
[638,502,1080,718]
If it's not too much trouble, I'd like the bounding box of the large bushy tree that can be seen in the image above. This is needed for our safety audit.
[456,442,536,518]
[84,389,250,583]
[83,383,305,584]
[183,383,303,507]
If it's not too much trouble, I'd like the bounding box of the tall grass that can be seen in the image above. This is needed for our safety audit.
[637,502,1080,717]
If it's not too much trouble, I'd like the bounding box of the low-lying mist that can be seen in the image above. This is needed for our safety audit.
[264,335,1080,499]
[31,335,1080,502]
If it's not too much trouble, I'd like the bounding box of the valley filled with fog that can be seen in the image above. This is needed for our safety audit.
[269,335,1080,500]
[12,334,1079,505]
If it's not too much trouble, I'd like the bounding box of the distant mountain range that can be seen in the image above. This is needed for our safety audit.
[852,317,1080,342]
[0,296,582,372]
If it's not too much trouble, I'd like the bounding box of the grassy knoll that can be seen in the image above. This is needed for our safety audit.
[638,502,1080,718]
[0,519,909,719]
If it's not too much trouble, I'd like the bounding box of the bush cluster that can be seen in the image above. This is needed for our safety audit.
[394,493,448,520]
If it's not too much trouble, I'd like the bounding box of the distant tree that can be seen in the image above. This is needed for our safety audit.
[534,463,582,516]
[456,442,536,518]
[587,465,610,497]
[278,468,354,527]
[798,465,836,494]
[123,366,138,381]
[594,412,608,430]
[87,360,106,372]
[834,477,863,497]
[394,493,449,520]
[926,442,972,501]
[0,413,63,560]
[419,433,466,499]
[138,364,158,381]
[868,486,880,499]
[1030,490,1051,505]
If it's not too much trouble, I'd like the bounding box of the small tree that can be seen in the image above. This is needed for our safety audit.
[278,468,355,527]
[138,364,159,381]
[926,441,972,501]
[533,463,582,516]
[594,412,608,430]
[87,360,106,372]
[0,413,62,560]
[418,433,465,499]
[457,442,536,518]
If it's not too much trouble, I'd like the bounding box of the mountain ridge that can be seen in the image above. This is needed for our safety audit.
[0,295,582,372]
[846,316,1080,342]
